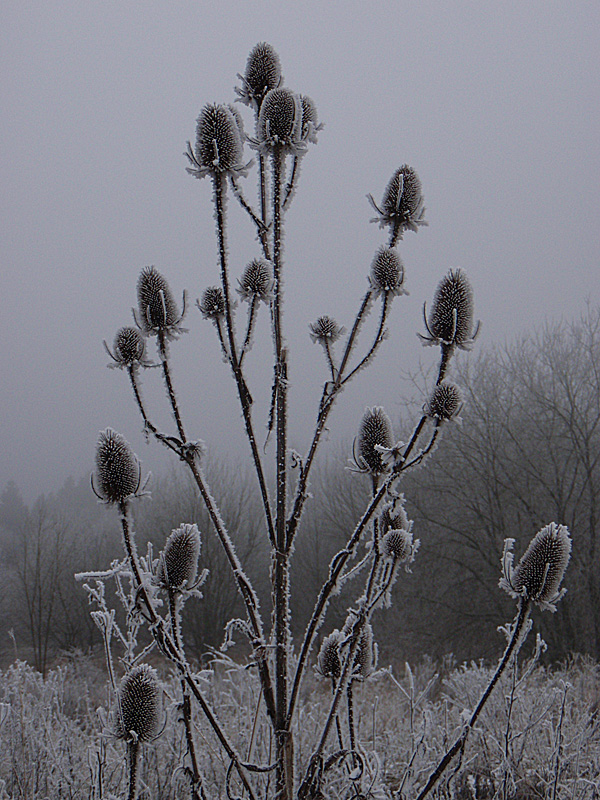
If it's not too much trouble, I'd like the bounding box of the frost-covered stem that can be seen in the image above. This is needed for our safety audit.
[403,422,441,471]
[229,175,272,261]
[323,339,337,382]
[212,171,276,549]
[127,367,151,428]
[271,146,293,800]
[336,291,374,381]
[158,331,187,443]
[282,156,300,210]
[341,293,390,386]
[127,741,139,800]
[168,589,205,800]
[214,316,231,363]
[437,343,454,384]
[389,217,402,249]
[347,683,356,756]
[239,295,259,367]
[415,598,532,800]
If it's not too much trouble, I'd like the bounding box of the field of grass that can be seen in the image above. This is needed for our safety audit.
[0,651,599,799]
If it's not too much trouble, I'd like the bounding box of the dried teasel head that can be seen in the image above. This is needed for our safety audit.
[114,664,162,743]
[420,269,479,350]
[382,529,417,563]
[157,523,201,591]
[316,630,343,682]
[93,429,143,504]
[379,501,410,535]
[236,42,282,111]
[256,88,305,154]
[237,258,274,303]
[367,165,427,239]
[425,381,463,421]
[186,103,248,178]
[369,246,406,298]
[340,619,378,681]
[198,286,226,320]
[309,315,345,345]
[500,523,572,611]
[299,94,322,144]
[135,267,185,337]
[351,407,394,475]
[104,326,150,370]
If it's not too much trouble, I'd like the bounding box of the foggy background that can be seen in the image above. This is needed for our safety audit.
[1,0,599,501]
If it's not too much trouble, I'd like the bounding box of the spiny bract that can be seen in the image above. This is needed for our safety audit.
[115,664,161,742]
[198,286,225,320]
[257,88,303,150]
[316,630,343,682]
[309,315,345,344]
[111,326,146,367]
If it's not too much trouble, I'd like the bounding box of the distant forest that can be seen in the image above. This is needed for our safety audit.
[1,309,598,674]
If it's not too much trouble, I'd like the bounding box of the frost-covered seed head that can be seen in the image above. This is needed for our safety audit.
[299,94,321,143]
[379,502,410,535]
[356,407,393,475]
[136,267,180,334]
[309,315,345,345]
[115,665,161,742]
[368,165,426,236]
[257,88,302,150]
[382,529,414,562]
[237,258,274,302]
[158,523,201,591]
[501,523,572,611]
[111,326,146,367]
[94,429,140,503]
[198,286,225,320]
[425,381,463,421]
[316,630,342,681]
[237,42,282,110]
[192,104,244,174]
[426,269,476,348]
[369,246,405,297]
[347,623,377,680]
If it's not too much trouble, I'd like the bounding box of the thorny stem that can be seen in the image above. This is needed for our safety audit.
[127,740,139,800]
[414,598,532,800]
[282,156,300,210]
[229,175,272,262]
[158,331,187,443]
[340,292,390,387]
[239,295,259,366]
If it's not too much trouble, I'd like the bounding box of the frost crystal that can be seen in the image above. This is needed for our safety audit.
[115,664,161,742]
[420,269,478,350]
[158,523,201,591]
[381,529,415,562]
[369,246,406,298]
[425,380,463,421]
[500,523,572,611]
[236,42,282,110]
[353,407,394,475]
[94,429,141,504]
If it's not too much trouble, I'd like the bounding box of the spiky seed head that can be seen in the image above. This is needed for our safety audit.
[136,267,180,334]
[237,258,274,302]
[382,165,423,221]
[500,523,572,611]
[379,502,410,534]
[356,407,393,475]
[382,529,415,562]
[309,315,345,345]
[192,103,244,174]
[425,381,463,421]
[238,42,282,109]
[257,88,302,150]
[111,326,146,367]
[427,269,475,348]
[351,623,377,680]
[299,94,321,143]
[198,286,225,320]
[316,630,342,681]
[95,429,140,503]
[158,523,201,591]
[115,664,161,742]
[369,246,405,297]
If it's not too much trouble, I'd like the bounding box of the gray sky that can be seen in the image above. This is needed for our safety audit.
[2,0,599,500]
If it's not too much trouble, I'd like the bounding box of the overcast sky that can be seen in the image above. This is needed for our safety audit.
[1,0,599,501]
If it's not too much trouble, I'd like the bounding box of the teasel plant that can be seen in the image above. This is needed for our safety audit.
[76,41,573,800]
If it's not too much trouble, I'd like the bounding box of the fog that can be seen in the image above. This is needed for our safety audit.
[1,0,599,500]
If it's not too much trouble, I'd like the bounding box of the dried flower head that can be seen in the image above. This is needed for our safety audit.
[104,326,151,370]
[367,165,427,238]
[351,407,393,475]
[93,429,142,504]
[114,664,161,742]
[316,630,343,682]
[500,523,572,611]
[299,94,322,144]
[237,258,274,303]
[369,246,406,298]
[420,269,479,350]
[379,501,410,535]
[198,286,226,320]
[340,621,377,681]
[425,381,463,421]
[135,267,184,336]
[309,315,345,345]
[256,88,305,153]
[158,523,201,591]
[382,529,416,562]
[186,103,247,178]
[236,42,282,110]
